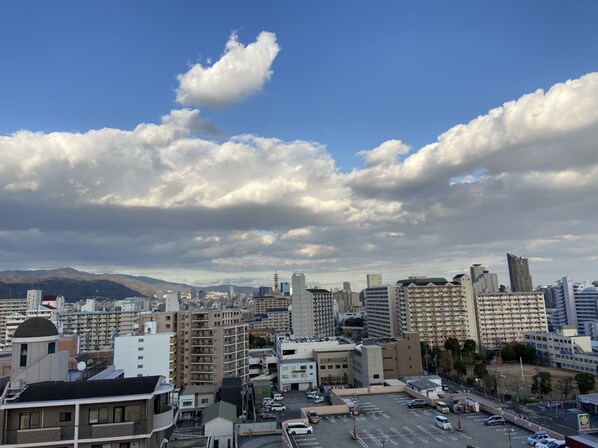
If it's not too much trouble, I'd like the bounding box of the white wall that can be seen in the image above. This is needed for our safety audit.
[114,333,174,380]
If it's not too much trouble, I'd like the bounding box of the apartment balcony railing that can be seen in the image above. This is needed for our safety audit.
[153,405,174,432]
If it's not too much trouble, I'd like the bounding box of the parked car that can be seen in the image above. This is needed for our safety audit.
[307,410,321,424]
[287,422,313,435]
[306,391,319,399]
[263,397,274,406]
[527,432,550,446]
[535,440,562,448]
[484,415,506,426]
[435,401,450,414]
[435,415,452,430]
[407,399,427,409]
[270,403,287,411]
[313,396,326,404]
[273,393,284,401]
[260,413,277,421]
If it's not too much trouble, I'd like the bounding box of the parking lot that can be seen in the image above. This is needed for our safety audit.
[288,392,537,448]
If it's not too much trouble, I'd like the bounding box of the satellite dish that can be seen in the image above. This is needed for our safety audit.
[77,361,86,372]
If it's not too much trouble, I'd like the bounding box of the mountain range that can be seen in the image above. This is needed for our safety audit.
[0,268,256,301]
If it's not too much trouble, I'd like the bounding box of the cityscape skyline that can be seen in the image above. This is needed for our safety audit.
[1,2,598,289]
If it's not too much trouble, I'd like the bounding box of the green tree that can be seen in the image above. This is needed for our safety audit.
[531,371,552,397]
[444,337,461,356]
[463,339,477,354]
[473,363,488,378]
[575,372,596,394]
[453,359,467,381]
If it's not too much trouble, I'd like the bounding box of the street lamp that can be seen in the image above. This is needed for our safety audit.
[352,392,358,440]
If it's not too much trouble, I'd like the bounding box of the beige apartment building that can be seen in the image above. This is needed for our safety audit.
[365,332,422,379]
[140,309,248,388]
[0,299,27,352]
[476,292,548,350]
[62,310,146,351]
[250,296,291,332]
[396,275,479,348]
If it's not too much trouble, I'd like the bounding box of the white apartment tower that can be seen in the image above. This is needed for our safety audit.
[396,275,479,348]
[364,274,398,338]
[291,273,335,338]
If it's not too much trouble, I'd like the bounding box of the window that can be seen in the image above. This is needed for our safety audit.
[138,347,144,351]
[182,400,193,407]
[137,356,143,360]
[125,405,141,422]
[373,374,380,379]
[137,364,143,368]
[201,398,209,404]
[19,412,40,429]
[48,342,56,354]
[59,412,72,422]
[92,444,112,448]
[114,406,125,423]
[19,344,28,367]
[89,407,109,424]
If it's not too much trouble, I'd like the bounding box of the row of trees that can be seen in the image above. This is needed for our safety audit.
[422,337,596,400]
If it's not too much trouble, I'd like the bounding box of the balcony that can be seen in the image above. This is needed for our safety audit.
[78,420,148,439]
[153,405,174,432]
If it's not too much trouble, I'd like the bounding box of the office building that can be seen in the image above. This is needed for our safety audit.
[507,253,534,292]
[551,277,598,337]
[396,275,478,348]
[525,326,598,374]
[139,309,249,388]
[475,292,547,350]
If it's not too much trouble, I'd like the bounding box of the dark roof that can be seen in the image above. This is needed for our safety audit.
[221,377,241,388]
[13,317,58,339]
[396,277,449,286]
[306,288,331,294]
[12,375,162,403]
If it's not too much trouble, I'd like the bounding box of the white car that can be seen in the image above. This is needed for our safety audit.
[273,393,284,401]
[305,391,318,399]
[536,441,565,448]
[533,439,556,448]
[313,396,325,404]
[270,403,287,411]
[527,432,549,446]
[263,397,274,406]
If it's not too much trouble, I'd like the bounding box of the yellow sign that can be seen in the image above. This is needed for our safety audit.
[578,413,591,431]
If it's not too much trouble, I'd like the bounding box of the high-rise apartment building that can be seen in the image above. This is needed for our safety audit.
[475,292,547,350]
[291,274,335,338]
[140,309,248,388]
[507,253,534,292]
[62,310,146,351]
[364,274,398,338]
[470,264,499,294]
[396,275,478,348]
[551,277,598,337]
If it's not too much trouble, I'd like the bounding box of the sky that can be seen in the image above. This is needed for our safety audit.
[1,1,598,290]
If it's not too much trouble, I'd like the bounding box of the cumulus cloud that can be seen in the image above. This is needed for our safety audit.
[176,31,281,108]
[2,72,598,288]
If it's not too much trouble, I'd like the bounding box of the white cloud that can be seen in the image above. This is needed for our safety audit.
[2,72,598,288]
[176,31,280,108]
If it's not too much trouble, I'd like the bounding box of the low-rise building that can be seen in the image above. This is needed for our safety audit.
[524,326,598,373]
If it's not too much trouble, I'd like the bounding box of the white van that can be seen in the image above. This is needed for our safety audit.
[435,401,450,414]
[287,422,314,435]
[435,415,452,430]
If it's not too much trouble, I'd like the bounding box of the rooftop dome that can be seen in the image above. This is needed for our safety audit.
[13,317,58,339]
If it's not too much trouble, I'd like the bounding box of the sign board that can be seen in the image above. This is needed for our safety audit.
[578,413,591,431]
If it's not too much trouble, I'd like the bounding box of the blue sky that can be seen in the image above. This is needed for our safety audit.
[1,1,598,288]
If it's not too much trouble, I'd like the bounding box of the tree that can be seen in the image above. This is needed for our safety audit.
[453,359,467,381]
[531,371,552,397]
[557,377,574,400]
[463,339,476,353]
[444,337,461,356]
[439,351,452,374]
[473,363,488,378]
[575,372,596,394]
[500,342,536,363]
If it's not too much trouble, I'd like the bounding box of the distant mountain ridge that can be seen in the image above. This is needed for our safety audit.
[0,268,257,300]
